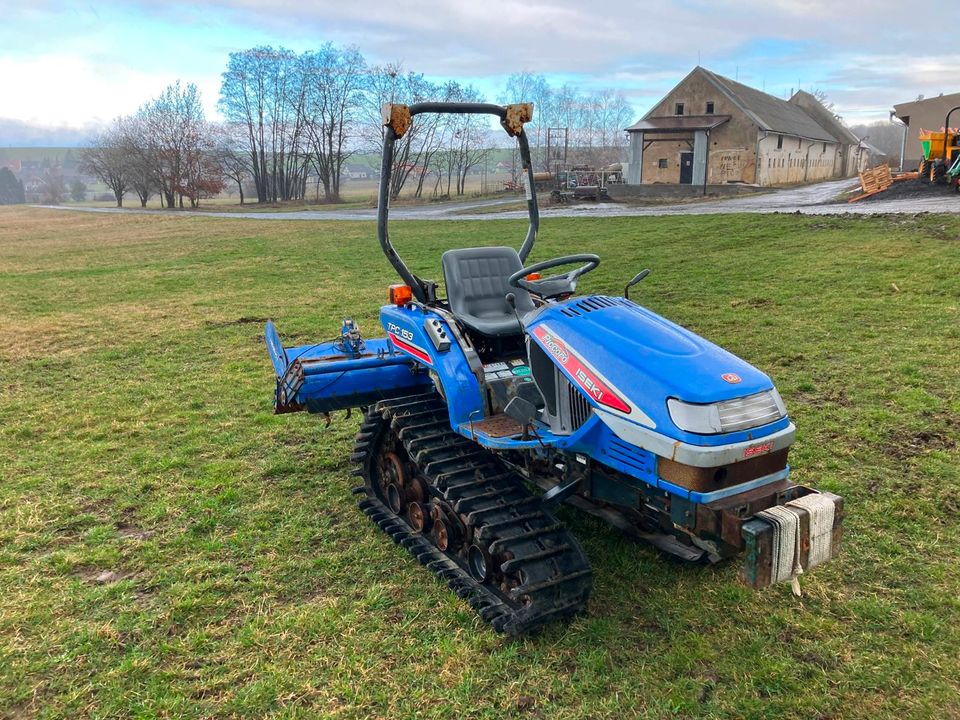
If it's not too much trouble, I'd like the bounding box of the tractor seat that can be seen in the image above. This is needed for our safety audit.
[442,247,535,337]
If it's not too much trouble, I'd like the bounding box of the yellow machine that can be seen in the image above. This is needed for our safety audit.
[918,128,960,185]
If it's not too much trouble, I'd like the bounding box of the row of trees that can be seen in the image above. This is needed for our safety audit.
[82,82,225,208]
[217,46,497,203]
[81,43,634,209]
[500,73,634,171]
[218,46,633,204]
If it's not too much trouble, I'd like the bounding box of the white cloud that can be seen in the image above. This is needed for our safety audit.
[0,53,221,132]
[2,0,958,135]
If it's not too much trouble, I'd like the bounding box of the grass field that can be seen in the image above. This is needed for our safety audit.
[1,207,959,719]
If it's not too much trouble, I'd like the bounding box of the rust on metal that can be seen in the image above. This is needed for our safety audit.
[501,103,534,137]
[472,413,524,438]
[407,501,430,533]
[384,452,406,487]
[736,489,844,589]
[274,359,305,414]
[432,518,449,550]
[381,102,412,138]
[299,352,378,366]
[658,449,789,494]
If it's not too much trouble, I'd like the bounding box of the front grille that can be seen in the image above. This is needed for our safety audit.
[560,371,592,431]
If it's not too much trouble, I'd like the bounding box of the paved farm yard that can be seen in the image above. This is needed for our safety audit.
[1,207,959,718]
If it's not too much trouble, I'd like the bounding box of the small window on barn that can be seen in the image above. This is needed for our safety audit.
[705,101,715,115]
[658,158,668,169]
[798,138,803,150]
[777,135,783,149]
[675,103,684,116]
[823,142,827,153]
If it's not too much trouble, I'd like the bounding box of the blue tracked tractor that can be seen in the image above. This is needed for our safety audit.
[265,102,844,634]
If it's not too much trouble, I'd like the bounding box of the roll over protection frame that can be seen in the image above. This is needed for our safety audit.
[377,102,538,303]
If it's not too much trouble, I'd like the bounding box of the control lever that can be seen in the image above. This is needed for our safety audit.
[505,292,524,329]
[624,269,651,300]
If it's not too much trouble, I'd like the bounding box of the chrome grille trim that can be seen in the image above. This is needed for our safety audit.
[558,370,592,431]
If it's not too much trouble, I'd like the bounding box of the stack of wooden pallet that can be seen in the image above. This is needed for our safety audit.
[848,166,916,202]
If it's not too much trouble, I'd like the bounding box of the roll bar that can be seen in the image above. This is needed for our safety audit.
[377,101,540,303]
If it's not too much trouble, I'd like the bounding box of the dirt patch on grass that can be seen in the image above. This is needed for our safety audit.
[792,387,852,408]
[886,427,958,460]
[74,567,132,584]
[116,521,156,541]
[204,316,269,329]
[730,297,774,309]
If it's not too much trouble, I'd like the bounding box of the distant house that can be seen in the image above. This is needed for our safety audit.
[892,92,960,169]
[344,164,372,180]
[626,67,859,186]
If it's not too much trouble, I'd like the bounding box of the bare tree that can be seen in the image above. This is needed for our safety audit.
[589,89,633,167]
[138,82,222,209]
[39,171,67,205]
[219,48,271,202]
[428,81,492,197]
[498,76,633,171]
[115,115,157,208]
[214,122,253,204]
[812,89,836,113]
[501,72,554,171]
[218,47,310,203]
[80,120,129,207]
[361,66,447,200]
[302,44,366,203]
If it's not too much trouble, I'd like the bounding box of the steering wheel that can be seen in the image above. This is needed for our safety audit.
[507,254,601,299]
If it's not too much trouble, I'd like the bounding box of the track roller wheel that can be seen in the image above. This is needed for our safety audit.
[407,501,431,533]
[468,543,492,582]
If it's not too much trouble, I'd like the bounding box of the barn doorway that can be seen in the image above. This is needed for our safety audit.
[679,152,694,184]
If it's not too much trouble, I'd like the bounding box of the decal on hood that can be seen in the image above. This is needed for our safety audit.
[388,323,432,365]
[533,324,631,414]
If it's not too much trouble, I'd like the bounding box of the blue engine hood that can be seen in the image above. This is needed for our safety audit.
[527,295,778,436]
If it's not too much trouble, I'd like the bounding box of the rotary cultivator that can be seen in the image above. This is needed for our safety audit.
[264,101,844,634]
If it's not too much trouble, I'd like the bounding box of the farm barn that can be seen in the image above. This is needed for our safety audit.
[626,67,865,187]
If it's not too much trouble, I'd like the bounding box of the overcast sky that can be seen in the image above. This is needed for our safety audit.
[2,0,959,145]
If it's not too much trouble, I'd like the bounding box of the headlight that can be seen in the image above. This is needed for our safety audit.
[667,389,786,435]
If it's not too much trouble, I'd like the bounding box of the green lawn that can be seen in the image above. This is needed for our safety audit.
[1,207,958,719]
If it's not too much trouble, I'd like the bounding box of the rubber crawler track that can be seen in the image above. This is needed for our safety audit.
[351,392,592,635]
